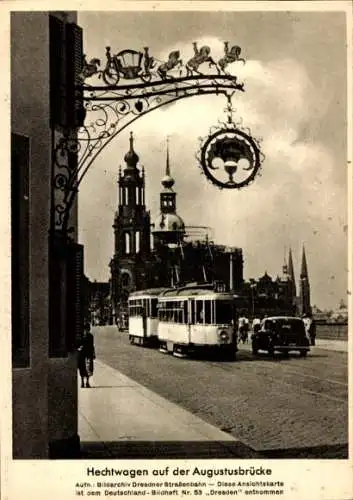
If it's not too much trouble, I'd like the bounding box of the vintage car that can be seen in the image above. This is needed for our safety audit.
[251,316,310,357]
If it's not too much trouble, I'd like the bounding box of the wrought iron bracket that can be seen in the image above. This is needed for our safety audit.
[53,74,245,235]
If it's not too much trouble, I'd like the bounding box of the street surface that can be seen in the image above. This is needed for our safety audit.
[93,326,348,456]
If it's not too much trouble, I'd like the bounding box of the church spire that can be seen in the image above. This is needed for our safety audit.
[300,245,308,279]
[299,245,311,316]
[288,247,296,295]
[161,136,175,190]
[166,136,171,177]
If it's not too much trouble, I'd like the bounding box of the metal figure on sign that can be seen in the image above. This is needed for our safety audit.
[102,46,155,85]
[79,41,248,86]
[79,55,101,81]
[186,42,219,76]
[218,42,246,73]
[157,50,183,80]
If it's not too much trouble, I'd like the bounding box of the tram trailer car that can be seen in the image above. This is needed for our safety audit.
[128,288,169,347]
[157,283,238,360]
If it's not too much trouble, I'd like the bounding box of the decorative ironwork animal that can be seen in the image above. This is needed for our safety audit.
[79,55,101,81]
[218,42,245,73]
[157,50,183,80]
[186,42,218,76]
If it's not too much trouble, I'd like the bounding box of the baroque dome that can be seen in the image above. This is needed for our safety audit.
[153,213,185,233]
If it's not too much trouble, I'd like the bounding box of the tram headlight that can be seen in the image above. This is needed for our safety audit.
[219,330,229,343]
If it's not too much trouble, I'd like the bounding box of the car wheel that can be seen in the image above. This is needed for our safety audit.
[252,341,259,355]
[299,350,308,357]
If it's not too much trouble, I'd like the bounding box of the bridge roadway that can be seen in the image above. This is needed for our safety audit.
[92,326,348,457]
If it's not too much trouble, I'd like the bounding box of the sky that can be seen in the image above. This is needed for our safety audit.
[77,8,349,311]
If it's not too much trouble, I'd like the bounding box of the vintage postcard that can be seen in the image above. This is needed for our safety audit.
[1,1,352,499]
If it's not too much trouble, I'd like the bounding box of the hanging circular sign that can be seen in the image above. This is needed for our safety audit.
[198,127,262,189]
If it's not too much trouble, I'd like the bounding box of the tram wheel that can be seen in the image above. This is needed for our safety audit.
[225,350,236,361]
[299,350,308,357]
[173,345,186,358]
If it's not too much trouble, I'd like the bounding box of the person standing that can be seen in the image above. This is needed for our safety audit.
[302,315,314,344]
[308,317,316,346]
[252,316,261,335]
[78,323,96,388]
[238,315,249,343]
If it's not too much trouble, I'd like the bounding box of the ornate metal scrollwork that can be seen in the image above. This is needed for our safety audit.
[52,40,261,235]
[196,93,264,189]
[197,124,263,189]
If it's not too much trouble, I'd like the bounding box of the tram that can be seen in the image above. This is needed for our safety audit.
[128,288,168,346]
[157,282,238,360]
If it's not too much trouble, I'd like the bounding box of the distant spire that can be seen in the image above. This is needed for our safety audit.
[299,245,311,316]
[300,245,308,279]
[288,247,297,298]
[288,248,295,280]
[166,136,171,177]
[161,136,175,189]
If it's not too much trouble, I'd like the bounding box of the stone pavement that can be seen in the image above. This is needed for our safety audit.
[314,338,348,352]
[78,339,347,458]
[78,359,260,458]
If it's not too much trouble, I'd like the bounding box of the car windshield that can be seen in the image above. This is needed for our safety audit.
[264,319,305,335]
[215,300,234,324]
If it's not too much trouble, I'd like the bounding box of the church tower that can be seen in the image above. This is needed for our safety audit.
[299,245,311,316]
[152,139,186,286]
[152,138,185,247]
[110,132,151,320]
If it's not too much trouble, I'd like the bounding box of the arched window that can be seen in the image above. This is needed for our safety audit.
[125,187,129,205]
[125,232,131,254]
[136,231,140,253]
[136,187,139,205]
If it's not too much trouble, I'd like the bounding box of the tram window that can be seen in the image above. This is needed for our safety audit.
[183,301,188,324]
[177,309,183,323]
[190,300,195,324]
[151,299,158,318]
[196,301,204,324]
[204,300,211,324]
[216,301,233,323]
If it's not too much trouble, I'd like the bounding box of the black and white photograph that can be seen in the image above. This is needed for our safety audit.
[2,1,352,499]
